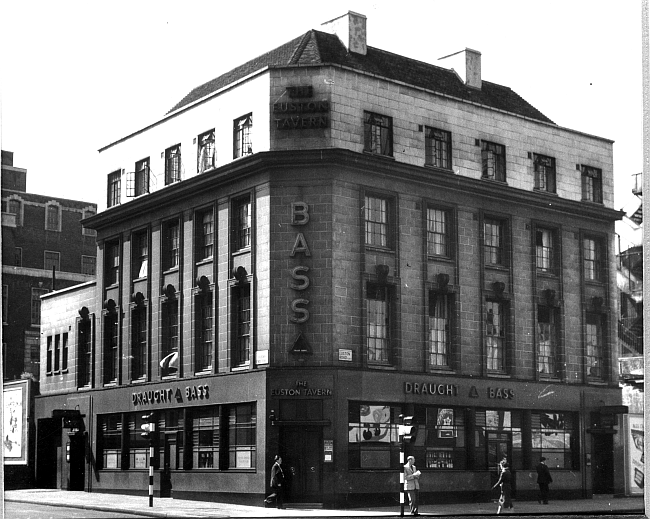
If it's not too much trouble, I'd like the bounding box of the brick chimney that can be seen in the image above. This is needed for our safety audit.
[322,11,367,56]
[438,48,482,89]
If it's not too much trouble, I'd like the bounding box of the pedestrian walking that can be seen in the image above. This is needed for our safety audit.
[536,456,553,504]
[404,455,421,516]
[265,455,285,509]
[492,461,513,514]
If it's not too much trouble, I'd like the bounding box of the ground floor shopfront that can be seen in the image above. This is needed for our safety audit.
[34,368,626,507]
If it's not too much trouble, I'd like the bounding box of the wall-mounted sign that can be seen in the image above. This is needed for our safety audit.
[324,440,334,462]
[3,379,29,465]
[273,86,329,130]
[338,349,352,362]
[132,384,210,406]
[404,382,515,400]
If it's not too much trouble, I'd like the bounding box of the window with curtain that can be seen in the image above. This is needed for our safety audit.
[232,284,250,367]
[78,317,92,388]
[105,241,120,286]
[534,154,556,193]
[364,111,393,156]
[134,158,150,196]
[163,220,180,271]
[537,305,557,376]
[131,306,147,380]
[132,230,148,279]
[481,141,506,181]
[486,300,505,372]
[228,404,256,469]
[429,292,451,367]
[165,144,182,185]
[367,283,391,364]
[196,209,214,261]
[583,237,603,282]
[536,228,554,273]
[586,313,603,378]
[233,113,253,158]
[427,207,449,257]
[197,129,215,173]
[233,196,251,251]
[161,299,179,377]
[364,195,391,248]
[196,291,213,372]
[425,127,451,169]
[580,165,603,203]
[98,414,123,469]
[484,219,505,266]
[192,406,220,469]
[103,312,119,384]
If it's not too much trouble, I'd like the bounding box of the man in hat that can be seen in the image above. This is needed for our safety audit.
[536,456,553,504]
[404,456,421,515]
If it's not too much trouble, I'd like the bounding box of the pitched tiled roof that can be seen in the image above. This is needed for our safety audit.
[167,30,555,124]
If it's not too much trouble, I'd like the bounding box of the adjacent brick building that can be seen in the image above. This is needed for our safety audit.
[35,12,625,506]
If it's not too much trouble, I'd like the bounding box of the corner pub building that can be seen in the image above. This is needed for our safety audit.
[36,12,626,507]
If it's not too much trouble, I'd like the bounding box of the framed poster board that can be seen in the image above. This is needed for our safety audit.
[3,379,30,465]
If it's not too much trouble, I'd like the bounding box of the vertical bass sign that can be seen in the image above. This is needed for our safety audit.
[290,201,310,323]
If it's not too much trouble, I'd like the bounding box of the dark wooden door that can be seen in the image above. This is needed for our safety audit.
[592,434,614,493]
[280,426,322,503]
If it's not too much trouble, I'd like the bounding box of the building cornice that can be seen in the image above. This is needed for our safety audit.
[84,149,623,232]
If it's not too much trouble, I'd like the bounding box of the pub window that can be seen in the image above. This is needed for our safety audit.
[427,207,450,257]
[162,220,180,271]
[364,194,393,249]
[536,228,556,273]
[348,403,401,469]
[233,113,253,159]
[77,316,93,388]
[228,403,256,469]
[580,164,603,203]
[192,406,220,469]
[103,312,119,384]
[132,230,148,279]
[537,306,558,376]
[486,300,506,372]
[232,284,250,367]
[421,407,467,470]
[481,141,506,182]
[474,409,523,471]
[484,217,508,267]
[363,111,393,156]
[367,283,393,365]
[232,196,251,252]
[134,158,150,197]
[161,298,179,377]
[531,412,577,469]
[583,236,604,282]
[425,127,451,169]
[105,240,120,287]
[429,292,452,368]
[196,208,214,261]
[165,144,182,185]
[534,154,556,193]
[197,129,216,173]
[98,414,122,469]
[131,305,147,380]
[107,170,121,208]
[586,312,604,379]
[195,291,213,373]
[128,413,152,469]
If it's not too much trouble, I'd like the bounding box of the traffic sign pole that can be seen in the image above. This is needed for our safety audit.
[399,414,404,517]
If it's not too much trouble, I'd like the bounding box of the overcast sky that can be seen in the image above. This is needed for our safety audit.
[0,1,643,210]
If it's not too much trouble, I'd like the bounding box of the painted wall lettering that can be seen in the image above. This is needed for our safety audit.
[488,387,515,399]
[404,382,458,396]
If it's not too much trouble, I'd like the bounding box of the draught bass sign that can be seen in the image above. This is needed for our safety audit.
[289,201,311,324]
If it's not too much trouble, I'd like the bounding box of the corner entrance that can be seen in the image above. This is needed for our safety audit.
[279,425,322,504]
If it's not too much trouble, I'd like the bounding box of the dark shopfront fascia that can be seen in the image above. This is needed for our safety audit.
[34,371,270,504]
[331,370,624,506]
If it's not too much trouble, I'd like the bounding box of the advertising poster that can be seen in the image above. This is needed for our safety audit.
[3,380,29,464]
[628,414,644,494]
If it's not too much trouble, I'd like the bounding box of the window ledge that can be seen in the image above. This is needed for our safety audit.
[195,258,213,267]
[424,164,454,173]
[363,151,395,161]
[364,245,396,254]
[536,270,559,279]
[231,364,250,372]
[429,367,456,374]
[427,254,454,263]
[232,248,251,257]
[132,277,147,282]
[487,372,511,379]
[533,188,558,197]
[130,378,147,384]
[162,267,179,275]
[584,280,606,287]
[480,177,508,185]
[367,363,397,371]
[484,264,510,273]
[194,370,213,377]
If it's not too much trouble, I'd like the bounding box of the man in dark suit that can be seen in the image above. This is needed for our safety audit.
[536,457,553,504]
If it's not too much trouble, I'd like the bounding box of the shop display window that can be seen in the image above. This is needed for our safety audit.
[348,402,401,469]
[474,409,523,471]
[98,414,122,469]
[417,406,466,470]
[531,411,577,469]
[193,407,220,469]
[228,404,256,469]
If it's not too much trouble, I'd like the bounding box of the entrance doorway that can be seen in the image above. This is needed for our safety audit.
[279,426,322,504]
[67,433,85,490]
[592,434,614,493]
[36,418,60,488]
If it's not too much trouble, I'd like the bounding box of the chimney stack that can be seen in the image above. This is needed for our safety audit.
[438,48,482,89]
[322,11,367,56]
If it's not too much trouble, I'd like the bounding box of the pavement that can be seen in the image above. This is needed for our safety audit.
[4,489,645,518]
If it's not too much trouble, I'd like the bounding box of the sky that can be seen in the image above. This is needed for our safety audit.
[0,1,643,211]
